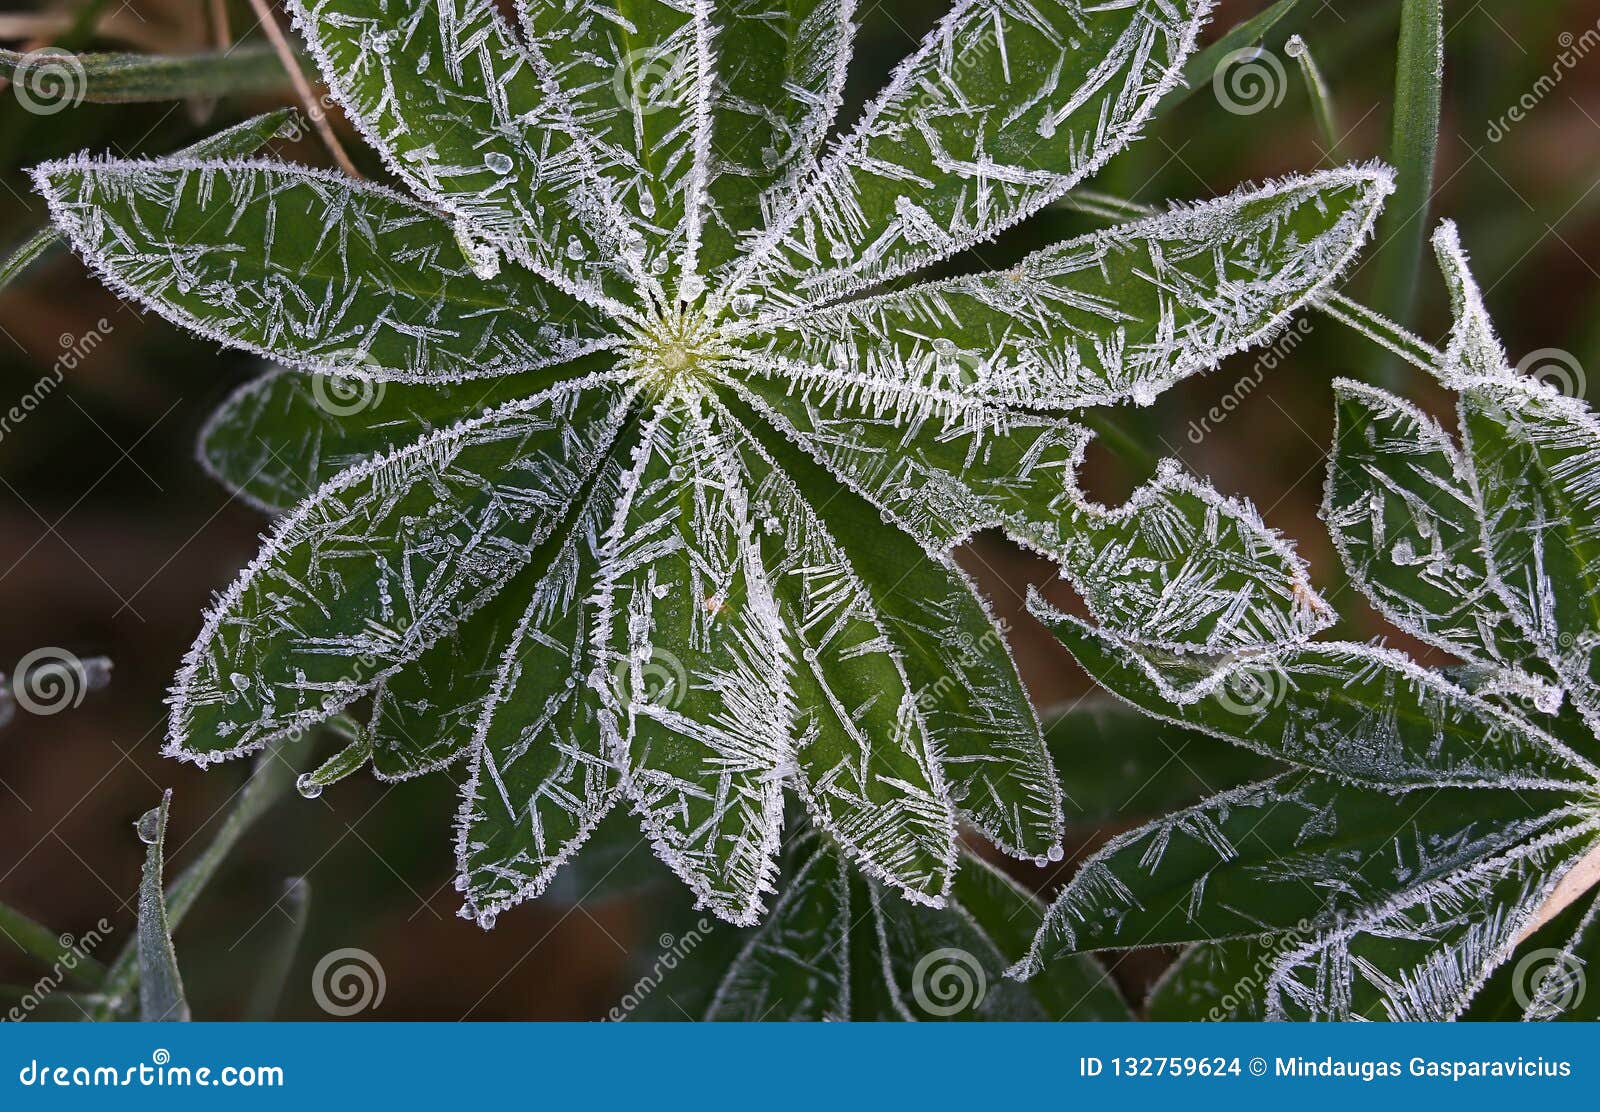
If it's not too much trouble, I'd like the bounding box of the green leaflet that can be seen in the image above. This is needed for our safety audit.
[167,381,633,762]
[727,414,956,905]
[518,0,708,292]
[1033,605,1591,789]
[286,0,641,308]
[1460,377,1600,730]
[34,160,611,383]
[752,168,1393,411]
[699,1,854,275]
[722,385,1062,862]
[600,396,791,925]
[1326,379,1543,671]
[1020,771,1581,964]
[201,353,618,514]
[455,459,628,922]
[135,792,189,1023]
[732,0,1211,311]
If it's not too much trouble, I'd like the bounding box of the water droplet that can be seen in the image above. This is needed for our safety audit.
[566,237,586,262]
[134,808,160,845]
[295,773,324,800]
[1047,844,1064,862]
[476,910,498,930]
[732,293,760,316]
[454,873,469,892]
[637,190,657,218]
[483,151,514,175]
[802,648,818,663]
[229,672,250,692]
[649,253,671,275]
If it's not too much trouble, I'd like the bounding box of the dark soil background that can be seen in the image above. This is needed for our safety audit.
[2,0,1597,1019]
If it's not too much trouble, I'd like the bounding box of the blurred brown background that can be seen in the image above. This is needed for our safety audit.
[2,0,1598,1019]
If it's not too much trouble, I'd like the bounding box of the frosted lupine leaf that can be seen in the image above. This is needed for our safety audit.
[166,379,634,762]
[728,389,1061,860]
[1033,604,1596,788]
[201,355,616,514]
[1459,376,1600,731]
[748,168,1392,409]
[1265,826,1600,1021]
[32,158,616,382]
[730,0,1210,312]
[1016,773,1585,974]
[699,0,855,274]
[1325,378,1543,673]
[727,415,957,904]
[600,397,790,925]
[740,372,1331,650]
[706,831,852,1021]
[455,461,628,920]
[286,0,640,308]
[519,0,710,294]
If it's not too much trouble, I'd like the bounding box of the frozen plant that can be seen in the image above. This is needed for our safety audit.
[34,0,1391,928]
[1021,223,1600,1022]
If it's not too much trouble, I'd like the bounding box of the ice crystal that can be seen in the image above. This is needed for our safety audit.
[37,0,1393,927]
[1023,222,1600,1021]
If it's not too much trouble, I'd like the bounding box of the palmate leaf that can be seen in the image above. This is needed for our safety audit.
[43,0,1397,931]
[1022,224,1600,1020]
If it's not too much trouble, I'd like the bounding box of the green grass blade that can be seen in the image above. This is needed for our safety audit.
[0,900,107,989]
[0,226,60,293]
[90,734,316,1020]
[0,44,296,103]
[1367,0,1444,375]
[134,792,189,1023]
[242,878,311,1021]
[1286,34,1342,159]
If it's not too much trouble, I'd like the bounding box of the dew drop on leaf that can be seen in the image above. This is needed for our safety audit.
[296,773,324,800]
[483,152,513,176]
